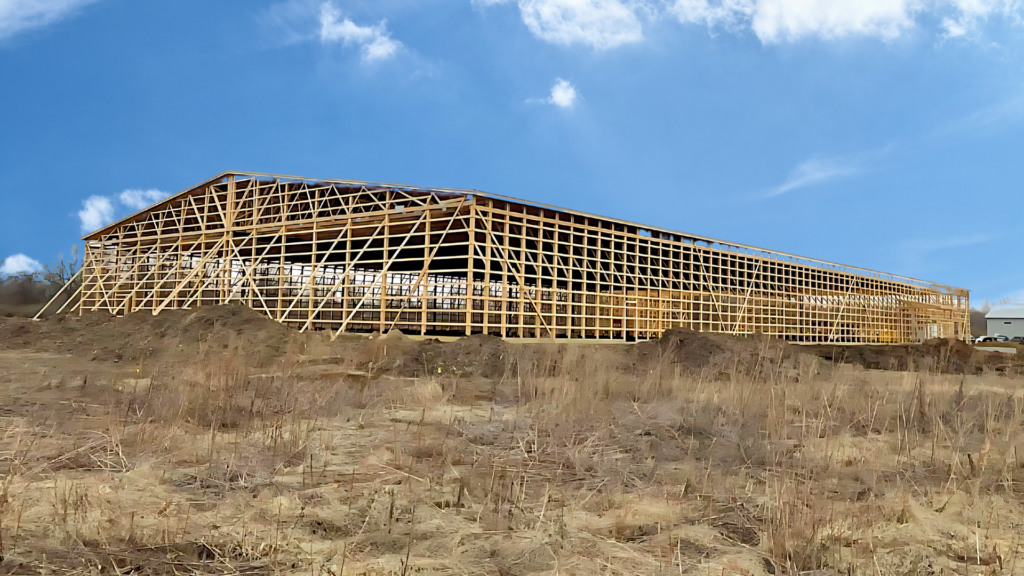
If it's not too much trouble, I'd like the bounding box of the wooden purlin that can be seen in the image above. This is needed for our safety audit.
[79,173,970,344]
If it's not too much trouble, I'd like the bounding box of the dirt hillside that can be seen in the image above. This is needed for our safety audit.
[3,305,1013,377]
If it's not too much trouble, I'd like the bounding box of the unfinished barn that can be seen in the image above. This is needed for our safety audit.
[70,171,969,344]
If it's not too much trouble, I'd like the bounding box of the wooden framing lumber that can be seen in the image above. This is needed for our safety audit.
[32,268,83,320]
[78,172,971,344]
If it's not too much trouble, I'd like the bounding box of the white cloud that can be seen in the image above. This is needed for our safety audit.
[671,0,754,29]
[119,189,165,210]
[767,156,861,197]
[947,0,1003,19]
[670,0,1023,43]
[672,0,916,42]
[520,0,644,49]
[0,253,43,276]
[548,78,579,107]
[756,0,917,42]
[363,34,400,61]
[0,0,98,42]
[77,188,170,233]
[941,16,969,36]
[319,1,401,62]
[477,0,645,49]
[939,0,1010,38]
[78,195,116,233]
[477,0,1024,48]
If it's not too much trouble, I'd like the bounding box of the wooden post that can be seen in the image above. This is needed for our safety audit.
[466,200,475,336]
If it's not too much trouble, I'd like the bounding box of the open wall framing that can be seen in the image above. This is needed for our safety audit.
[79,172,970,344]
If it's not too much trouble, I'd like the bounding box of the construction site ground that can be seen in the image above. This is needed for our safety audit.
[2,304,1024,575]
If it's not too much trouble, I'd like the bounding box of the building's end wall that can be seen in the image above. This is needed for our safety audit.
[988,318,1024,338]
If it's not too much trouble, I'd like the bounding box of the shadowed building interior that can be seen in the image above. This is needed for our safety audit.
[67,172,969,344]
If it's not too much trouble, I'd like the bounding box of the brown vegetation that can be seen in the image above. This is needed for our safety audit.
[971,309,988,338]
[0,248,80,318]
[2,306,1024,575]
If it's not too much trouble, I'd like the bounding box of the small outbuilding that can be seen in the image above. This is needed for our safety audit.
[986,308,1024,339]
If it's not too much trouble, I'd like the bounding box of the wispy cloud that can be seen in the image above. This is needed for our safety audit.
[888,233,993,281]
[766,156,862,197]
[940,0,1013,39]
[930,92,1024,141]
[669,0,1023,44]
[941,16,969,38]
[258,1,403,62]
[256,0,320,46]
[0,0,99,42]
[319,1,401,62]
[898,234,992,257]
[0,253,43,276]
[78,188,167,233]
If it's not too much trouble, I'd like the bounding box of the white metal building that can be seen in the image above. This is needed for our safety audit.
[986,308,1024,339]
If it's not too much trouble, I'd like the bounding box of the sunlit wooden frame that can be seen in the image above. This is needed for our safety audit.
[74,172,969,344]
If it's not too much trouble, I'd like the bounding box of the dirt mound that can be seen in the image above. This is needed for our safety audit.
[418,333,509,378]
[640,329,1021,377]
[801,338,1017,375]
[0,304,303,367]
[359,333,510,379]
[4,306,1018,379]
[637,327,769,371]
[921,337,979,372]
[132,303,298,359]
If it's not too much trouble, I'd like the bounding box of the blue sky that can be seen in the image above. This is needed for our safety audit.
[1,0,1022,306]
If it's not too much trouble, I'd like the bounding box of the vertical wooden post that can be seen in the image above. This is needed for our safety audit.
[342,223,352,333]
[310,219,318,328]
[380,207,389,334]
[482,203,492,336]
[501,211,510,338]
[222,175,236,304]
[466,200,476,336]
[277,228,286,321]
[421,209,431,336]
[518,219,526,339]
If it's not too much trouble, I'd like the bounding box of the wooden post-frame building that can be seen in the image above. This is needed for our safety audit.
[73,172,970,344]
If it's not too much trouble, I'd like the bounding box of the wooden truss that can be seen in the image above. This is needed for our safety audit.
[78,172,971,344]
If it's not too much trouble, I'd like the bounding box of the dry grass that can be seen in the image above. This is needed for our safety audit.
[2,335,1024,575]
